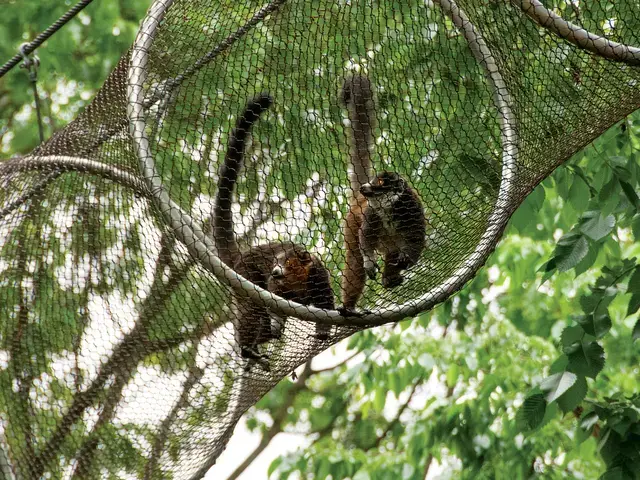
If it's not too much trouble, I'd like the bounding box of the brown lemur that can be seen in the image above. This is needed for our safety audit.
[213,94,335,368]
[340,75,427,313]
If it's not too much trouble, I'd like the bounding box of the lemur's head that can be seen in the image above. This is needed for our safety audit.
[360,171,406,204]
[268,246,316,301]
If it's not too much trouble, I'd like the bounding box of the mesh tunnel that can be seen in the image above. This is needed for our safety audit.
[1,0,640,477]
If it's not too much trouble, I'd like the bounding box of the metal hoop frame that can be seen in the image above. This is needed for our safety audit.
[127,0,518,327]
[514,0,640,66]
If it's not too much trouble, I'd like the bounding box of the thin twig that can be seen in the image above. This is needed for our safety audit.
[310,351,360,375]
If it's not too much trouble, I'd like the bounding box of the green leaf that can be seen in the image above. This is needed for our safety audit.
[578,313,612,339]
[599,177,617,203]
[568,176,590,210]
[576,410,599,444]
[402,464,416,479]
[539,258,557,284]
[597,427,612,453]
[627,294,640,318]
[316,458,331,480]
[574,242,599,276]
[632,215,640,240]
[561,326,585,353]
[580,411,599,432]
[388,372,402,396]
[633,318,640,342]
[268,457,283,476]
[549,355,569,374]
[245,417,258,431]
[579,211,616,241]
[556,375,588,413]
[554,233,589,272]
[446,364,458,389]
[567,341,606,378]
[539,371,577,403]
[510,200,536,234]
[555,168,571,199]
[599,466,632,480]
[353,470,372,480]
[540,401,560,430]
[580,287,615,315]
[601,190,621,218]
[518,394,547,430]
[619,180,640,210]
[373,387,386,412]
[610,417,631,436]
[627,267,640,294]
[528,184,546,210]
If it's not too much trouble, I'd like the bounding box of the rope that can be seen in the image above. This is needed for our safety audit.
[0,0,96,79]
[19,44,45,143]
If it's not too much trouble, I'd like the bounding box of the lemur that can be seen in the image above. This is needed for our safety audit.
[340,75,426,313]
[213,94,335,369]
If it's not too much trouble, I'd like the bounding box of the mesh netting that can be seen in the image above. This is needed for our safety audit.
[1,0,640,477]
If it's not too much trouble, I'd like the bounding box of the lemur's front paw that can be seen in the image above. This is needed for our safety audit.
[383,275,405,289]
[394,252,412,270]
[364,259,378,280]
[312,331,330,341]
[337,306,372,317]
[241,347,271,372]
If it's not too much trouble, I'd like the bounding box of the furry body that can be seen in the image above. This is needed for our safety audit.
[340,76,426,311]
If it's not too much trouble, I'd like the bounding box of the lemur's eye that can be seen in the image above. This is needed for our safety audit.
[285,259,292,267]
[378,177,385,186]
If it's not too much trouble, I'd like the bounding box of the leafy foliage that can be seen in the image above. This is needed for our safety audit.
[0,1,151,155]
[514,117,640,479]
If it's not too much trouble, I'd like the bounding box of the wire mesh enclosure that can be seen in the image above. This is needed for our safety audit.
[1,0,639,478]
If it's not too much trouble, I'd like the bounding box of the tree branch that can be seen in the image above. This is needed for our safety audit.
[30,236,198,478]
[70,322,213,478]
[66,231,218,476]
[70,363,133,479]
[423,454,434,478]
[224,362,313,480]
[371,377,423,449]
[144,361,205,480]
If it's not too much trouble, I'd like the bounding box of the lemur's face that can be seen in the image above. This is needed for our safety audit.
[360,172,405,205]
[360,171,405,196]
[268,248,314,299]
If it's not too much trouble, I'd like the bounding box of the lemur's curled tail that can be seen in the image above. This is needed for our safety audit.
[341,74,375,194]
[340,75,375,312]
[212,95,335,366]
[213,94,274,266]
